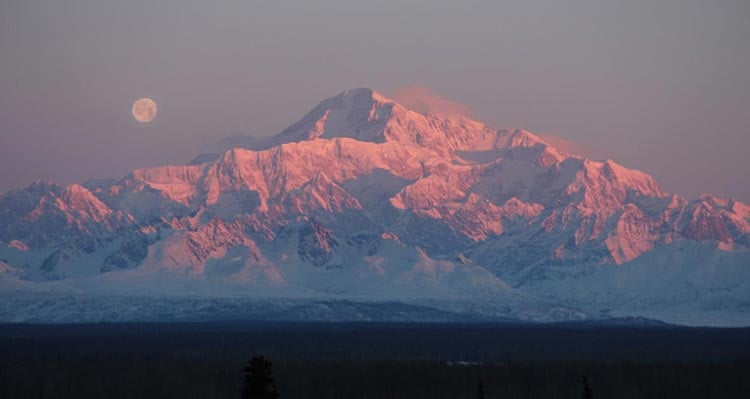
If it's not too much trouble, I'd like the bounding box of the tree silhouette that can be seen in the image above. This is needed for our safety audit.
[475,380,487,399]
[241,356,279,399]
[581,376,593,399]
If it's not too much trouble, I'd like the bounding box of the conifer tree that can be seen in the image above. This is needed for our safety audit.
[581,376,593,399]
[241,356,280,399]
[475,380,487,399]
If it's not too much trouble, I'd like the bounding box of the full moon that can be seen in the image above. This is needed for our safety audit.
[132,98,157,123]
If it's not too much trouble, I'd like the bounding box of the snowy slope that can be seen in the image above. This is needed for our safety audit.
[0,88,748,325]
[526,241,750,326]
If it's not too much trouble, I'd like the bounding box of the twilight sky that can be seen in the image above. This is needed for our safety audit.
[1,0,748,200]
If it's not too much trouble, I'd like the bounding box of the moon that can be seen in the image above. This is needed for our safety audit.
[132,98,158,123]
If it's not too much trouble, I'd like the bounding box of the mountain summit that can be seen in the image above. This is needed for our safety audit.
[1,88,748,326]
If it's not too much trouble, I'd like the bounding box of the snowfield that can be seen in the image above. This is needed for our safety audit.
[1,88,748,326]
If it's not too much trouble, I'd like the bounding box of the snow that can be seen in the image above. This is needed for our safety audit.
[526,241,750,327]
[0,87,748,326]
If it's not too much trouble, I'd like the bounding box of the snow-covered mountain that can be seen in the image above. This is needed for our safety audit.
[1,88,748,326]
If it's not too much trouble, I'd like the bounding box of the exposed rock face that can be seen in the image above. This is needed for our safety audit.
[297,218,339,268]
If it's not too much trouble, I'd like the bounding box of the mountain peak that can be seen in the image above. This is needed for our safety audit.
[2,87,750,326]
[255,88,565,160]
[338,87,392,104]
[254,88,396,149]
[217,88,564,167]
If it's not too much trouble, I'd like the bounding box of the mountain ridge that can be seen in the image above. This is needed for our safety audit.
[1,88,748,326]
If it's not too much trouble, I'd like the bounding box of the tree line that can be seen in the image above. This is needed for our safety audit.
[241,356,596,399]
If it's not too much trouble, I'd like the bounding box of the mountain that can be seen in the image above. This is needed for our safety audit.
[1,88,748,326]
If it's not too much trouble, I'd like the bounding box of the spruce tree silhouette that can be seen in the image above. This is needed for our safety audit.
[475,380,487,399]
[241,356,279,399]
[581,376,593,399]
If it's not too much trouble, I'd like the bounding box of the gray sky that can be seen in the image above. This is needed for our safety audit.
[1,0,748,200]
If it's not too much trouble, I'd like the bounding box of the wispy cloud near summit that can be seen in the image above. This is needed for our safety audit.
[538,134,594,159]
[391,86,475,118]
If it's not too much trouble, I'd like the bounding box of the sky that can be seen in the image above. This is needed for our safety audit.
[1,0,748,200]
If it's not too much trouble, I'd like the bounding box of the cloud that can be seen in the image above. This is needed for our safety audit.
[538,134,593,158]
[391,86,474,118]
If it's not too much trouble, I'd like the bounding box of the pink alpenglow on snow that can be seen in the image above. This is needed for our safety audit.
[0,88,749,327]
